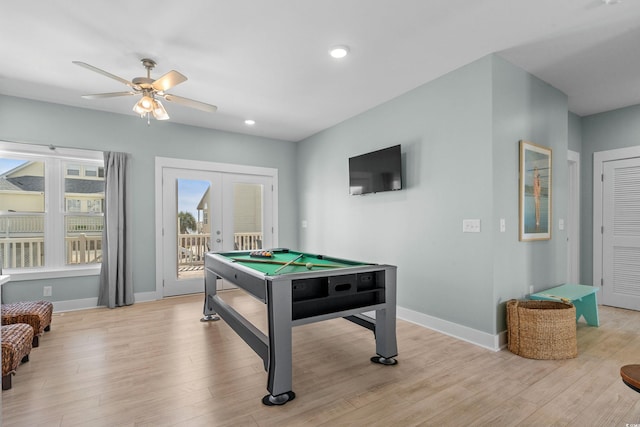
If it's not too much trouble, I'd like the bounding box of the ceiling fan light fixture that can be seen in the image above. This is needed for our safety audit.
[133,95,155,115]
[152,99,170,120]
[329,45,350,59]
[75,59,218,123]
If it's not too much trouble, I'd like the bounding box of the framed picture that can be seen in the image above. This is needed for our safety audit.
[519,140,552,241]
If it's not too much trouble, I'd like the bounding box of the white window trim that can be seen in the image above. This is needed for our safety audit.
[0,141,103,280]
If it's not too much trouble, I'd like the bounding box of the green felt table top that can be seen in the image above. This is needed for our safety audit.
[221,250,366,276]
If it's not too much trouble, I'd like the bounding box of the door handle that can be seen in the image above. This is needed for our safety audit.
[216,238,222,243]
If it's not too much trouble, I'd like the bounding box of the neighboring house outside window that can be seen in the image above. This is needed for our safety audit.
[66,199,82,212]
[0,141,104,278]
[84,165,98,177]
[87,199,102,213]
[66,164,80,176]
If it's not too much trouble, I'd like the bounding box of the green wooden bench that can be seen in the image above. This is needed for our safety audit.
[530,283,600,327]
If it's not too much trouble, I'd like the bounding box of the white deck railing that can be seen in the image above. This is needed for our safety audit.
[65,234,102,264]
[0,230,262,269]
[178,234,209,265]
[177,231,263,266]
[234,232,262,251]
[0,215,44,235]
[0,237,44,268]
[0,234,102,268]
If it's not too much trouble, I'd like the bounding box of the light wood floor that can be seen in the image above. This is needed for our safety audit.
[3,291,640,426]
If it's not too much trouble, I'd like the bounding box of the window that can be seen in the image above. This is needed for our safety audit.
[0,141,104,277]
[66,164,80,176]
[66,199,81,212]
[87,199,102,213]
[84,165,98,177]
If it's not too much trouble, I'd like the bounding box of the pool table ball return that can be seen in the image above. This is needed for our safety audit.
[202,248,398,406]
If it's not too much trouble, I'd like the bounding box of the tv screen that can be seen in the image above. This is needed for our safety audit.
[349,145,402,195]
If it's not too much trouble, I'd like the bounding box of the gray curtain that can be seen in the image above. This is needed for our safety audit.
[98,151,134,308]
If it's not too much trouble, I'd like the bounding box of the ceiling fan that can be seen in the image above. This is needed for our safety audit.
[73,58,217,121]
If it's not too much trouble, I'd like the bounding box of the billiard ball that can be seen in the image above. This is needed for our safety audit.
[306,262,313,270]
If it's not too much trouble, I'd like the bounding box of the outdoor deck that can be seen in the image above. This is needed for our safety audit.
[1,223,262,271]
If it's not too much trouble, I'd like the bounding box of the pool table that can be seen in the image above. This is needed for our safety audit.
[203,248,398,406]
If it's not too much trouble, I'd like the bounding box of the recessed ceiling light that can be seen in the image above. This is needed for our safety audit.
[602,0,621,4]
[329,45,350,59]
[244,119,256,126]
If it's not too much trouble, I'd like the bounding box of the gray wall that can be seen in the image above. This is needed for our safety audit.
[580,104,640,285]
[0,94,299,303]
[491,56,569,332]
[568,113,582,153]
[2,52,581,339]
[297,54,569,335]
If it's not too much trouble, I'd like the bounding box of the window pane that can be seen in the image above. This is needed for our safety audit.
[233,183,263,250]
[64,162,104,213]
[65,215,103,265]
[64,161,104,265]
[176,179,210,280]
[0,158,45,269]
[0,158,45,213]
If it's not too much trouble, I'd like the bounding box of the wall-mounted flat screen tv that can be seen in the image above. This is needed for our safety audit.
[349,144,402,195]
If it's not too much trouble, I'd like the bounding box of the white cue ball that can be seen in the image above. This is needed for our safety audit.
[305,262,313,270]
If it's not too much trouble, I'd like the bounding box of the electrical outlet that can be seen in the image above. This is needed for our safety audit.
[462,219,481,233]
[43,286,52,297]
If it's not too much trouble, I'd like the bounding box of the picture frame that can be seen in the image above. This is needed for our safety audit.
[519,140,552,241]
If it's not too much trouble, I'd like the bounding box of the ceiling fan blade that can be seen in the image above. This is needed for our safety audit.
[152,70,187,92]
[73,61,137,88]
[162,94,218,113]
[81,91,136,99]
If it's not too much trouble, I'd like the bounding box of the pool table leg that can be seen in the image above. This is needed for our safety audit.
[372,268,398,365]
[263,280,295,406]
[201,271,220,322]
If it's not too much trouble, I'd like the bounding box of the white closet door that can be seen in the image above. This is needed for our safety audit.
[602,157,640,309]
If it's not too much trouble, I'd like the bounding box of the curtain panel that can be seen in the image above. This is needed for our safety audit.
[98,151,134,308]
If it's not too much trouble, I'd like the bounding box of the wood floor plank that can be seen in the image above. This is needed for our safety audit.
[4,291,640,426]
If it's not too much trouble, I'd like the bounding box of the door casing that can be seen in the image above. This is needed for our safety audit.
[593,145,640,307]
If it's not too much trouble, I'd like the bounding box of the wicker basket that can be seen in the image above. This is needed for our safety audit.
[506,299,577,360]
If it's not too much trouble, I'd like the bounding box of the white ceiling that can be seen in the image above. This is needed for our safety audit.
[2,0,640,142]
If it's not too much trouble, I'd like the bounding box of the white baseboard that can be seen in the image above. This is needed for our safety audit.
[52,291,161,312]
[52,297,100,312]
[134,291,160,303]
[397,306,506,352]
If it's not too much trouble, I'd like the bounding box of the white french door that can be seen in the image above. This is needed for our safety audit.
[155,158,278,298]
